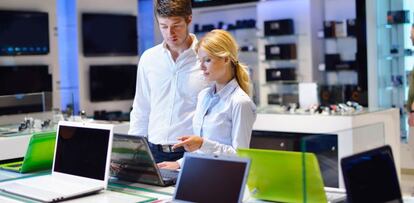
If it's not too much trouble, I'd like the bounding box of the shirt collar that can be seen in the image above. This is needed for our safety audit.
[209,78,238,99]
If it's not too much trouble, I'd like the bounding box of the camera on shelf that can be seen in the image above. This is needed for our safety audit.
[387,10,410,24]
[193,18,256,33]
[264,19,294,36]
[265,44,297,60]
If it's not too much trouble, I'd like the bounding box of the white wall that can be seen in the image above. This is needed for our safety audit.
[76,0,138,115]
[0,0,60,109]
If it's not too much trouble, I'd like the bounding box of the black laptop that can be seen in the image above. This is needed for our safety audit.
[110,134,179,186]
[341,145,402,203]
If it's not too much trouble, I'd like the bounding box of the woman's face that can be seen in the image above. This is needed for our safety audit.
[197,48,230,84]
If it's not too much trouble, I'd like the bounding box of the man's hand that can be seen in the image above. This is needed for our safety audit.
[409,112,414,127]
[157,161,180,170]
[173,136,203,152]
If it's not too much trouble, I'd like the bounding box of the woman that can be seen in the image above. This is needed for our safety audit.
[158,29,257,169]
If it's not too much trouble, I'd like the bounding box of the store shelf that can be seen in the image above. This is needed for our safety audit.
[323,36,356,39]
[261,80,299,86]
[259,34,305,39]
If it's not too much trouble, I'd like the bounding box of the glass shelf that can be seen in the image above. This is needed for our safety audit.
[261,80,299,86]
[194,27,257,35]
[323,36,356,39]
[258,34,305,40]
[382,54,413,60]
[378,23,411,29]
[261,59,298,63]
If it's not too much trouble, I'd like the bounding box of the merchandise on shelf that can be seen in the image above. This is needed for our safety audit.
[263,19,294,36]
[265,44,297,60]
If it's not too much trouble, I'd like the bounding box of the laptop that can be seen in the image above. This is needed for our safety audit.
[0,121,114,202]
[110,133,179,186]
[237,148,346,203]
[173,153,250,203]
[0,131,56,173]
[341,145,402,203]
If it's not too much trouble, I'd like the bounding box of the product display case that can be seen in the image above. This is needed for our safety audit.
[375,0,414,140]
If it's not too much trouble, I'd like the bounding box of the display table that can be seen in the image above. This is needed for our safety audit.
[0,113,130,161]
[0,170,167,203]
[252,108,400,188]
[0,109,400,189]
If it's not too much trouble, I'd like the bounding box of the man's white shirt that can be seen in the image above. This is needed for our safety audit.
[129,34,208,144]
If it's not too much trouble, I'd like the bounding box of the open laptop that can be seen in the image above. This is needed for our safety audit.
[237,148,346,203]
[0,121,114,202]
[341,145,402,203]
[173,153,250,203]
[110,133,179,186]
[0,131,56,173]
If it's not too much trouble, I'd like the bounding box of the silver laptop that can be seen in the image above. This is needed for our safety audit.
[173,153,250,203]
[110,134,179,186]
[0,121,114,202]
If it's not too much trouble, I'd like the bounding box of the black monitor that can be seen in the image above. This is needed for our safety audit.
[89,64,137,102]
[82,13,138,56]
[0,10,49,56]
[0,65,52,95]
[341,145,402,203]
[192,0,258,8]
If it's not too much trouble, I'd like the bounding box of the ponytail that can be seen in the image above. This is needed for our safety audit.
[232,60,251,96]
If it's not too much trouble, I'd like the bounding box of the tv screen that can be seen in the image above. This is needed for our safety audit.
[0,65,52,95]
[89,64,137,102]
[192,0,258,8]
[0,10,49,56]
[82,13,138,56]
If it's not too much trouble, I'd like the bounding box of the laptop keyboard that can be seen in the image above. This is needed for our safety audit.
[13,175,95,194]
[325,189,346,203]
[160,169,178,180]
[5,163,22,168]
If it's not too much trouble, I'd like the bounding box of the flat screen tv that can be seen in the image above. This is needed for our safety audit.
[192,0,258,8]
[82,13,138,56]
[0,10,49,56]
[89,64,137,102]
[0,65,52,95]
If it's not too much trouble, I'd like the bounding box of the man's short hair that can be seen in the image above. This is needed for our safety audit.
[154,0,192,18]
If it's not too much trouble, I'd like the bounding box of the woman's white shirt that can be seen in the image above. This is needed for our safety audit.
[193,78,257,155]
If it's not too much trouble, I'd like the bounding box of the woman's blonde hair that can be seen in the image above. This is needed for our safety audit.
[195,29,251,95]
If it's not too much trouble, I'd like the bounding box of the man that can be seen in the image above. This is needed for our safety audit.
[407,24,414,126]
[129,0,207,162]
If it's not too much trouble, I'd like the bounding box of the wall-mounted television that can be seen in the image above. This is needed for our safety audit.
[192,0,258,8]
[82,13,138,56]
[89,64,137,102]
[0,10,49,56]
[0,65,52,95]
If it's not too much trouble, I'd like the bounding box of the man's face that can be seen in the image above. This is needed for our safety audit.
[157,16,191,49]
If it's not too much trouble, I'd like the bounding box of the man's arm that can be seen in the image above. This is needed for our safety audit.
[129,57,151,136]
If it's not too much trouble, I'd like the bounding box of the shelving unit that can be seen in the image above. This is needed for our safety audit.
[374,0,413,140]
[256,0,324,107]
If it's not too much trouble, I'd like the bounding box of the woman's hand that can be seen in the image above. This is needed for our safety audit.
[157,161,180,170]
[173,136,203,152]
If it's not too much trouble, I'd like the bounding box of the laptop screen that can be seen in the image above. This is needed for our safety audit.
[341,145,402,203]
[174,154,249,203]
[110,134,163,185]
[54,125,110,181]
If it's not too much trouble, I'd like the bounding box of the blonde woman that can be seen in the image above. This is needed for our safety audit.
[158,29,257,170]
